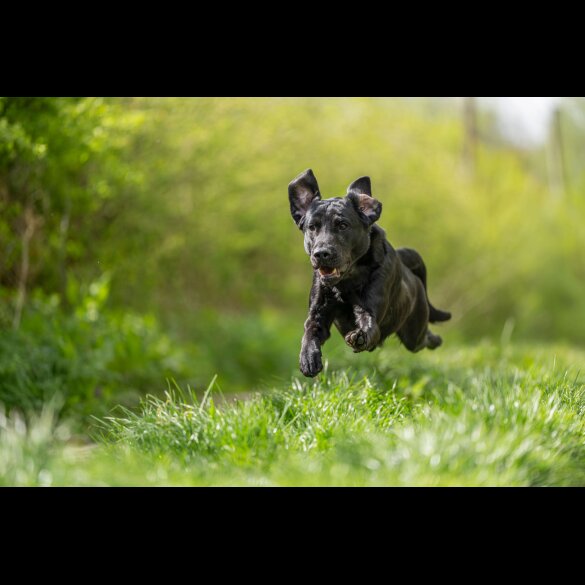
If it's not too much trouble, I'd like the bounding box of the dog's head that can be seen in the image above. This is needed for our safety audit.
[288,169,382,286]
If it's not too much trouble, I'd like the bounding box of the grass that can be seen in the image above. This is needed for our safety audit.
[3,340,585,486]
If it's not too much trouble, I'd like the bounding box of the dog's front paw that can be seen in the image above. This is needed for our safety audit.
[300,346,323,377]
[345,329,373,353]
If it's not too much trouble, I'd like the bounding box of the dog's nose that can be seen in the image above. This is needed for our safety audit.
[313,248,334,262]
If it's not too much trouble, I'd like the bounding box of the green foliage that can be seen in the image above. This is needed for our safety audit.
[86,97,585,345]
[0,280,191,419]
[170,309,304,391]
[0,97,144,302]
[3,96,585,349]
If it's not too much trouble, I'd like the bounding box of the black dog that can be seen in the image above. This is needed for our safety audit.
[288,169,451,377]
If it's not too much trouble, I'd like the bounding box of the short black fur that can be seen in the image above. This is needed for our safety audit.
[288,169,451,377]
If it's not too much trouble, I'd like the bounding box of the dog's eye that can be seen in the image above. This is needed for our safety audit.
[308,224,317,232]
[337,222,349,231]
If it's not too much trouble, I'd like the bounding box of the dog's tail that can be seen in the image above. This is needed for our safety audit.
[396,247,452,323]
[428,304,451,323]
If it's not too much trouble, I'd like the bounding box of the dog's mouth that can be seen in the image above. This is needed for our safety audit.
[318,266,340,277]
[317,266,344,286]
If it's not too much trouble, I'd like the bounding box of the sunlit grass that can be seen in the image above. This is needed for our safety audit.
[3,342,583,486]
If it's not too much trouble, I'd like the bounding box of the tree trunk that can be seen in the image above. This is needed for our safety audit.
[58,201,71,309]
[553,107,567,194]
[12,206,37,329]
[546,107,567,198]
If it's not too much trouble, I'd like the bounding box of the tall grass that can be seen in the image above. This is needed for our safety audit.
[86,343,585,486]
[4,342,584,486]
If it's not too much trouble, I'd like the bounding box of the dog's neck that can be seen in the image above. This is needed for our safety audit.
[355,225,387,267]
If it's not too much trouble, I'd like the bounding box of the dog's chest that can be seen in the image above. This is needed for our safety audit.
[331,287,346,304]
[329,282,365,306]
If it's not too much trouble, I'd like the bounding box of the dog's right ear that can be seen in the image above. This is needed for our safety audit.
[288,169,321,228]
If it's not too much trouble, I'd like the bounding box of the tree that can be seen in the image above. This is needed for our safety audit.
[0,97,144,326]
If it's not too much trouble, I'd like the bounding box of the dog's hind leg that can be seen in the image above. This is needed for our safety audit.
[396,276,442,352]
[396,247,451,323]
[425,330,442,350]
[398,325,442,352]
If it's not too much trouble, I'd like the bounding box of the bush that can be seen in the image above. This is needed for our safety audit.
[0,277,191,419]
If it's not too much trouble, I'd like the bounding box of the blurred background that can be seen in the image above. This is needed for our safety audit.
[1,97,584,419]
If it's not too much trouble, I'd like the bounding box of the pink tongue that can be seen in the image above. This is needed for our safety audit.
[319,267,334,276]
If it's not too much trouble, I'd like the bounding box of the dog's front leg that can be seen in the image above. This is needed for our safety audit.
[345,306,381,353]
[299,283,335,377]
[344,273,388,353]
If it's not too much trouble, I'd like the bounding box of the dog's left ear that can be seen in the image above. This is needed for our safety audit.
[347,176,382,225]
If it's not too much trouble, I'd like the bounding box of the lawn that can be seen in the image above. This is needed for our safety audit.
[3,340,584,486]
